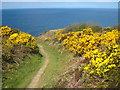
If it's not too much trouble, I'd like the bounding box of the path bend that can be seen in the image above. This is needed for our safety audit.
[27,45,49,88]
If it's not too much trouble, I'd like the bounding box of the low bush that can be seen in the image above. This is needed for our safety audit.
[0,26,40,71]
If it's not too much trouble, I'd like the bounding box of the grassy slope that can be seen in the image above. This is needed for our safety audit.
[3,54,44,88]
[37,40,76,88]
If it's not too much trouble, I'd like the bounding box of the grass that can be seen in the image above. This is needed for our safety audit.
[37,40,76,88]
[3,54,44,88]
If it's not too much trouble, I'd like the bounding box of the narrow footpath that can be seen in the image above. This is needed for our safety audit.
[27,45,49,88]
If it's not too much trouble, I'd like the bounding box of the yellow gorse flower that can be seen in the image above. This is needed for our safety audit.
[54,27,120,77]
[0,26,12,37]
[1,26,38,50]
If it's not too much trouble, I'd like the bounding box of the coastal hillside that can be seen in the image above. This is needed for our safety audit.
[1,24,120,88]
[38,24,120,88]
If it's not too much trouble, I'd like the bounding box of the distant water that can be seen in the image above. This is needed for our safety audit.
[2,8,118,37]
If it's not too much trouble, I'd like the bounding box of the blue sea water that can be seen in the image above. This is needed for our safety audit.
[2,8,118,37]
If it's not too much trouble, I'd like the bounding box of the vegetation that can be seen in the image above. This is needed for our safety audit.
[1,24,120,88]
[44,30,49,34]
[61,23,103,33]
[45,24,120,88]
[37,41,76,88]
[1,26,40,70]
[61,23,90,33]
[3,55,44,88]
[0,26,43,88]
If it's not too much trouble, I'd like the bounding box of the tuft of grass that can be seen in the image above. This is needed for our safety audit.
[37,40,75,88]
[3,54,44,88]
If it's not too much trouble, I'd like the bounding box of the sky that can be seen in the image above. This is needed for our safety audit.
[1,0,120,2]
[1,0,119,9]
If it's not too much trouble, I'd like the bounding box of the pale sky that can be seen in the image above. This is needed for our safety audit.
[1,0,120,2]
[0,0,119,9]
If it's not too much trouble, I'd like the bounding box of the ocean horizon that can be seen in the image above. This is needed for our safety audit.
[2,8,118,36]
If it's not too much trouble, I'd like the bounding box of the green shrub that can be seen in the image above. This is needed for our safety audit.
[62,23,90,33]
[90,25,102,32]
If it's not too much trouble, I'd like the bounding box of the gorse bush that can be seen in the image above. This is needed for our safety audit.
[0,26,39,71]
[55,28,119,55]
[53,26,120,87]
[84,45,120,75]
[90,25,102,33]
[61,23,104,34]
[61,23,89,33]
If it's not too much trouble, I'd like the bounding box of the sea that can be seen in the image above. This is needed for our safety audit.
[2,8,118,37]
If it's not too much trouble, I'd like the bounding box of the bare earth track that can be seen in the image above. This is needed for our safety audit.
[27,45,49,88]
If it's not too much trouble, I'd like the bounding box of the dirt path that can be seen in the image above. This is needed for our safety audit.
[27,45,49,88]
